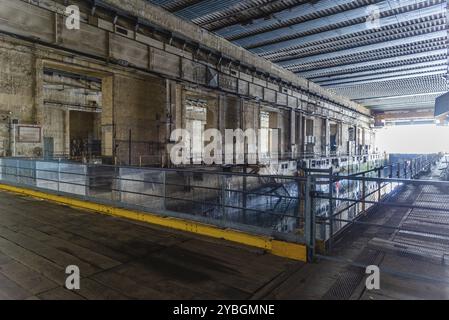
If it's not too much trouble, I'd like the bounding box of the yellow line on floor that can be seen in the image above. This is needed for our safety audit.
[0,183,307,262]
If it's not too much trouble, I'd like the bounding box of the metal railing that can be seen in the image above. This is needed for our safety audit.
[307,154,440,248]
[1,153,447,298]
[0,154,442,262]
[0,158,309,244]
[439,154,449,181]
[305,154,449,298]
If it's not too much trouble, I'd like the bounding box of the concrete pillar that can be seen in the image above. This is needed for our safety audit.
[164,79,178,167]
[101,76,114,159]
[297,112,303,158]
[218,94,226,135]
[218,94,226,162]
[33,57,45,157]
[290,109,296,157]
[64,110,70,156]
[325,118,330,157]
[302,115,307,155]
[239,98,244,131]
[33,58,44,127]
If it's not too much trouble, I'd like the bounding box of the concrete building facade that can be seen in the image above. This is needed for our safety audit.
[0,0,375,172]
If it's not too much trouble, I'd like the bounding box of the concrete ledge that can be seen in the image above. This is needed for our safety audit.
[0,183,307,262]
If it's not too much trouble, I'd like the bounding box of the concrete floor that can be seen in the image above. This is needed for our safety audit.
[1,165,449,300]
[0,190,300,300]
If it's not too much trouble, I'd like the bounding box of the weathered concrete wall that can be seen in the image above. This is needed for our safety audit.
[43,74,102,108]
[0,0,377,167]
[0,43,39,156]
[0,35,168,162]
[101,76,114,158]
[0,23,376,171]
[279,109,291,157]
[5,0,370,122]
[43,108,67,156]
[341,122,350,155]
[243,100,260,132]
[101,0,369,115]
[313,119,323,157]
[113,74,166,166]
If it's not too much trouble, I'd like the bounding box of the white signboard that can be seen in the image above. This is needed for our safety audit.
[17,126,41,143]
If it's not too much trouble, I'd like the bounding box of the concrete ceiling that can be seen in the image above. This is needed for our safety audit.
[149,0,449,113]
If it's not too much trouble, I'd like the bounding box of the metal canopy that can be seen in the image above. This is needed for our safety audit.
[149,0,449,114]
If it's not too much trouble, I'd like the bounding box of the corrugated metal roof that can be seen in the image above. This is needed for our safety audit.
[149,0,449,112]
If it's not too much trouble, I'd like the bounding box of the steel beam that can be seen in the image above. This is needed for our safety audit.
[367,99,438,107]
[316,66,447,86]
[374,108,435,121]
[277,31,447,67]
[323,70,446,88]
[215,0,358,38]
[354,92,446,103]
[310,60,447,82]
[368,103,437,111]
[296,49,448,77]
[236,1,443,50]
[174,0,245,20]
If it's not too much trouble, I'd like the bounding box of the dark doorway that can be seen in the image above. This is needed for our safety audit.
[69,111,101,161]
[330,123,338,155]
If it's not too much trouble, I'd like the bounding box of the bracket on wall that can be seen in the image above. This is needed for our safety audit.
[217,54,223,66]
[134,17,142,32]
[112,13,118,25]
[206,67,219,88]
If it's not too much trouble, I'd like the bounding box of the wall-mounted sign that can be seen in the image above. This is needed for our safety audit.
[17,125,41,143]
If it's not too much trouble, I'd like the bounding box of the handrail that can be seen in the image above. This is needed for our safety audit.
[308,153,441,249]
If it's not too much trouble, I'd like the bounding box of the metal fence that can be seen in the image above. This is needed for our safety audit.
[308,154,449,299]
[306,154,439,246]
[0,158,309,244]
[0,154,447,298]
[439,154,449,181]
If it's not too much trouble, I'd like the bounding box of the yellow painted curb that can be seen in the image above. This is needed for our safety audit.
[0,183,307,262]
